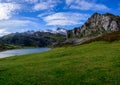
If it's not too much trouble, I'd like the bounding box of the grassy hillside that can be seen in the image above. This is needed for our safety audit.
[82,31,120,44]
[0,41,120,85]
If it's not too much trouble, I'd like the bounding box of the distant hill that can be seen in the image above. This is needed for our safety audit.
[43,28,67,35]
[0,31,66,47]
[0,44,20,51]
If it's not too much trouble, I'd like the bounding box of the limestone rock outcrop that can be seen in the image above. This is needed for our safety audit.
[67,13,120,38]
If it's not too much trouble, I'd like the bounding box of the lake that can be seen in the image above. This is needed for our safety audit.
[0,48,51,58]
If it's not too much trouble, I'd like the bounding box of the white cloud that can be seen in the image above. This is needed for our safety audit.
[0,20,33,27]
[66,0,109,11]
[34,2,50,10]
[0,18,41,36]
[0,3,20,20]
[38,12,54,17]
[24,0,38,4]
[42,12,90,26]
[0,29,10,36]
[0,0,38,4]
[33,0,60,11]
[66,0,74,6]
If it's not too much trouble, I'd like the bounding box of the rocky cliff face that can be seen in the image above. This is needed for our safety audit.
[67,13,120,38]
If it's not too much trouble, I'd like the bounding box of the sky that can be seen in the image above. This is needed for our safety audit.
[0,0,120,36]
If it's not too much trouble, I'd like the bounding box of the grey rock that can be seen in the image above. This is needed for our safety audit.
[67,13,120,38]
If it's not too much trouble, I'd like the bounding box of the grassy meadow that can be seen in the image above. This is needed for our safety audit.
[0,41,120,85]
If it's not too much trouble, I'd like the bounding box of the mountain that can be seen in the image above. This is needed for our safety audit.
[0,31,66,47]
[67,13,120,39]
[64,13,120,45]
[43,28,67,35]
[1,13,120,47]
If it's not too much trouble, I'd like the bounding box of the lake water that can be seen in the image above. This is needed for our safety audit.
[0,48,51,58]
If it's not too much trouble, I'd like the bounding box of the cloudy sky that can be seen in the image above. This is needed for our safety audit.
[0,0,119,36]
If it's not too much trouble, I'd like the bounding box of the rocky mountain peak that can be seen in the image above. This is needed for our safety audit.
[67,13,120,38]
[91,12,101,17]
[104,12,115,16]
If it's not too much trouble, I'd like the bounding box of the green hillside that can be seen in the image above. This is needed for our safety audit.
[82,31,120,44]
[0,41,120,85]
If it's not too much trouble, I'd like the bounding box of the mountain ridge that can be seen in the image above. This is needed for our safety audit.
[0,31,66,47]
[67,12,120,39]
[0,12,120,47]
[54,12,120,46]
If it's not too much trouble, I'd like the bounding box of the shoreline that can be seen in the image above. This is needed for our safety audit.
[0,47,51,58]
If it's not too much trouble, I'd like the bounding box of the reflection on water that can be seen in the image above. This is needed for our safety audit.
[0,48,51,58]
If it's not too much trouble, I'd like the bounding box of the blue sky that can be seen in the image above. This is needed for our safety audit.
[0,0,119,36]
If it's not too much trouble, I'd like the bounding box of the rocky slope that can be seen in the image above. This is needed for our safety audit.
[67,13,120,39]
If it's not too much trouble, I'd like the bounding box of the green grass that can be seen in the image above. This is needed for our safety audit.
[81,31,120,45]
[0,41,120,85]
